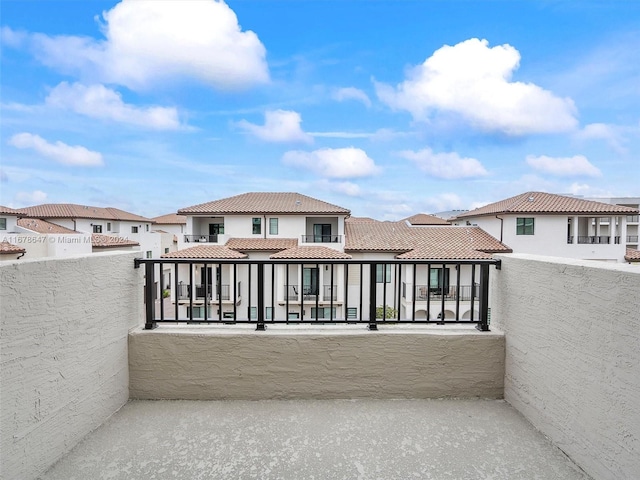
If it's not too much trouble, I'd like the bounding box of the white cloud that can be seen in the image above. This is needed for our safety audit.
[282,147,380,178]
[376,38,578,135]
[236,110,313,143]
[574,123,626,153]
[333,87,372,107]
[399,148,488,179]
[8,133,104,167]
[421,193,465,213]
[323,180,362,197]
[46,82,183,130]
[16,190,48,204]
[14,0,268,91]
[526,154,601,177]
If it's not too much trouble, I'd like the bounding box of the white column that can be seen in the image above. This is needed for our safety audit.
[572,216,578,244]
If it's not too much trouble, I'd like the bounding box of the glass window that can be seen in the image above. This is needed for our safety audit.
[269,218,278,235]
[146,251,152,258]
[303,267,319,295]
[313,224,331,242]
[107,222,111,231]
[252,217,261,234]
[131,226,139,233]
[311,307,336,319]
[429,267,450,293]
[376,264,391,283]
[0,218,6,230]
[250,307,257,319]
[164,248,169,254]
[93,224,102,233]
[266,307,273,320]
[347,307,358,319]
[516,217,535,235]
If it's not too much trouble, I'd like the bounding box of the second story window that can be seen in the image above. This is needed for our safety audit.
[376,264,391,283]
[269,218,278,235]
[0,218,6,230]
[131,226,139,233]
[106,222,111,231]
[516,217,535,235]
[93,224,102,233]
[252,217,261,234]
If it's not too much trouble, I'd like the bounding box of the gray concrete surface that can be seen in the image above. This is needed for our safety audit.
[39,399,590,480]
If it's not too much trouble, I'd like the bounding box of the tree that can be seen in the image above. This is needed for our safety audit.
[375,305,398,319]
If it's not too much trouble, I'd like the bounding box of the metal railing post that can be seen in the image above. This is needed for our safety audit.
[256,263,266,331]
[144,261,157,330]
[476,263,490,331]
[368,263,377,330]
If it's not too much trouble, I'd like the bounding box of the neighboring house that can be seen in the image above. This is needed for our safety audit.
[16,203,160,258]
[451,192,638,263]
[16,218,92,258]
[163,192,352,320]
[151,213,187,256]
[586,197,640,251]
[344,217,511,320]
[176,192,350,250]
[0,206,24,260]
[162,192,511,321]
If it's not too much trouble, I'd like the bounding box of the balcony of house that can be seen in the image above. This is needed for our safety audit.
[566,215,626,245]
[2,252,639,480]
[182,233,218,243]
[301,216,342,245]
[283,284,338,302]
[183,216,225,244]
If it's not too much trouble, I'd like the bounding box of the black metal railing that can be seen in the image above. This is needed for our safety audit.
[577,235,610,244]
[177,284,230,300]
[135,258,500,331]
[184,235,217,243]
[409,284,477,302]
[301,235,342,243]
[283,284,337,301]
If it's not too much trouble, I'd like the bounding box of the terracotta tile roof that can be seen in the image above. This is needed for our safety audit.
[178,192,350,215]
[454,192,638,219]
[161,245,247,259]
[17,218,79,234]
[625,248,640,262]
[0,241,25,255]
[152,213,186,224]
[226,238,298,251]
[346,216,378,223]
[17,204,153,222]
[91,234,139,248]
[270,246,352,259]
[403,213,450,226]
[0,205,20,216]
[345,221,510,259]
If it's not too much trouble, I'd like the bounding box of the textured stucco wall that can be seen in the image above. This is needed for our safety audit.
[129,327,504,400]
[491,253,640,480]
[0,252,143,480]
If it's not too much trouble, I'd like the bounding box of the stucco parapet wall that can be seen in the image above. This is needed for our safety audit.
[490,252,639,480]
[129,325,504,400]
[1,251,143,480]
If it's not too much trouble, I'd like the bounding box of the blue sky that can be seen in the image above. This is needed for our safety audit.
[1,0,639,219]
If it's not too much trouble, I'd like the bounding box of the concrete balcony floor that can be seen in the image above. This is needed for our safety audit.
[40,399,590,480]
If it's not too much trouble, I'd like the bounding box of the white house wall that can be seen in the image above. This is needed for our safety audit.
[1,215,19,232]
[468,215,626,262]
